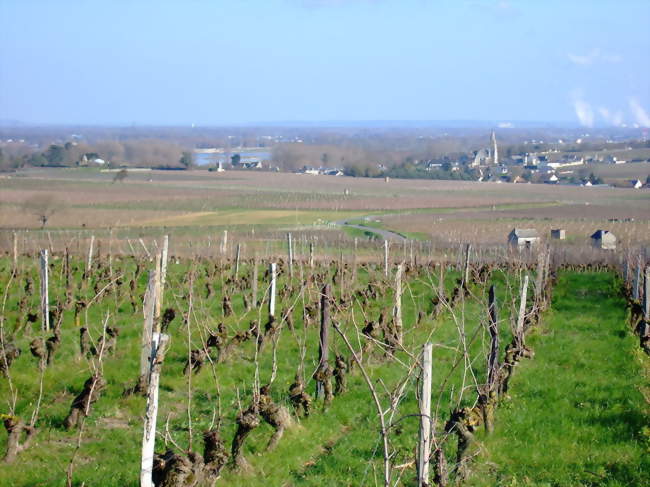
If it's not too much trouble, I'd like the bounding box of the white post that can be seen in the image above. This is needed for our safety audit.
[40,249,49,332]
[140,331,170,487]
[221,230,228,255]
[287,233,293,277]
[269,263,277,319]
[235,243,241,277]
[86,235,95,276]
[516,275,529,347]
[139,238,152,261]
[384,240,389,277]
[643,266,650,321]
[139,271,158,382]
[12,231,17,272]
[309,242,314,268]
[417,343,433,487]
[160,235,169,289]
[393,263,403,345]
[252,256,259,307]
[154,253,162,323]
[463,243,471,286]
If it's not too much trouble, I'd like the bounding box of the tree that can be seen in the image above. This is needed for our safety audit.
[231,154,241,166]
[44,145,65,164]
[28,153,48,166]
[112,169,128,183]
[22,194,66,228]
[179,152,194,169]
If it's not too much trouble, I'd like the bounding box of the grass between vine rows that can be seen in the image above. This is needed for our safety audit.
[469,271,649,487]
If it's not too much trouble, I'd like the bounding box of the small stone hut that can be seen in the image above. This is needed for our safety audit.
[590,230,616,250]
[508,228,540,250]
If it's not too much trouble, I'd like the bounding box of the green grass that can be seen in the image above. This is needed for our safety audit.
[1,255,644,486]
[469,272,649,486]
[0,254,493,486]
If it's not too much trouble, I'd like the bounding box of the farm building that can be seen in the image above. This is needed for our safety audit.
[508,228,540,250]
[551,229,566,240]
[590,230,617,250]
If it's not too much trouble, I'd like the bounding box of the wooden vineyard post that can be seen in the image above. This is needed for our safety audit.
[160,235,169,292]
[86,235,95,278]
[64,247,70,290]
[309,242,314,268]
[393,263,404,346]
[643,266,650,321]
[487,285,499,391]
[221,230,228,255]
[139,238,152,261]
[235,243,241,277]
[12,231,17,273]
[516,275,529,347]
[534,249,545,306]
[39,249,49,332]
[252,255,259,307]
[140,331,170,487]
[317,283,330,398]
[153,253,163,322]
[463,243,471,287]
[107,228,113,277]
[269,263,277,319]
[287,233,293,278]
[633,261,641,302]
[384,240,389,277]
[417,343,433,487]
[139,271,158,389]
[353,237,358,283]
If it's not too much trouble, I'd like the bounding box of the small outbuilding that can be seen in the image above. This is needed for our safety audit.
[508,228,540,250]
[551,229,566,240]
[590,230,616,250]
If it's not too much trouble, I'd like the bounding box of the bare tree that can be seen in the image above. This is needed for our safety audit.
[112,168,128,183]
[22,194,66,228]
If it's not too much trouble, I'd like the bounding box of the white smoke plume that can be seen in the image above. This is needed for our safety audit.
[598,107,623,126]
[571,92,594,127]
[628,97,650,127]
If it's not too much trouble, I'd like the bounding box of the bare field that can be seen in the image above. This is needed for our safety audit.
[1,169,648,248]
[381,204,650,246]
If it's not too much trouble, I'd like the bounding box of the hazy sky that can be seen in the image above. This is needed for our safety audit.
[1,0,649,126]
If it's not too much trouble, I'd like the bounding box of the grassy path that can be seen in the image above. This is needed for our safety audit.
[471,272,649,486]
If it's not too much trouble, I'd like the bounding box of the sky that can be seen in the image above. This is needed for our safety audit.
[1,0,649,126]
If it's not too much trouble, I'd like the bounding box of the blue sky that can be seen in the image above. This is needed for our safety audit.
[1,0,649,126]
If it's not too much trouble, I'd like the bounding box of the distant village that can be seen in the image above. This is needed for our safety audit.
[191,131,650,189]
[2,129,649,188]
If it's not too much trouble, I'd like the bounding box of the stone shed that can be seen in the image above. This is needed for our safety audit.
[508,228,540,250]
[591,230,616,250]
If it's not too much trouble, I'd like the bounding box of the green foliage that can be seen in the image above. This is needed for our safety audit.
[44,144,66,164]
[179,151,194,168]
[471,272,649,486]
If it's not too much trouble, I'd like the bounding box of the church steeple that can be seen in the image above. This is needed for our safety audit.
[490,130,498,165]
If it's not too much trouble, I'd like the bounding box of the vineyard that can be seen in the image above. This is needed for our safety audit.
[0,234,648,487]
